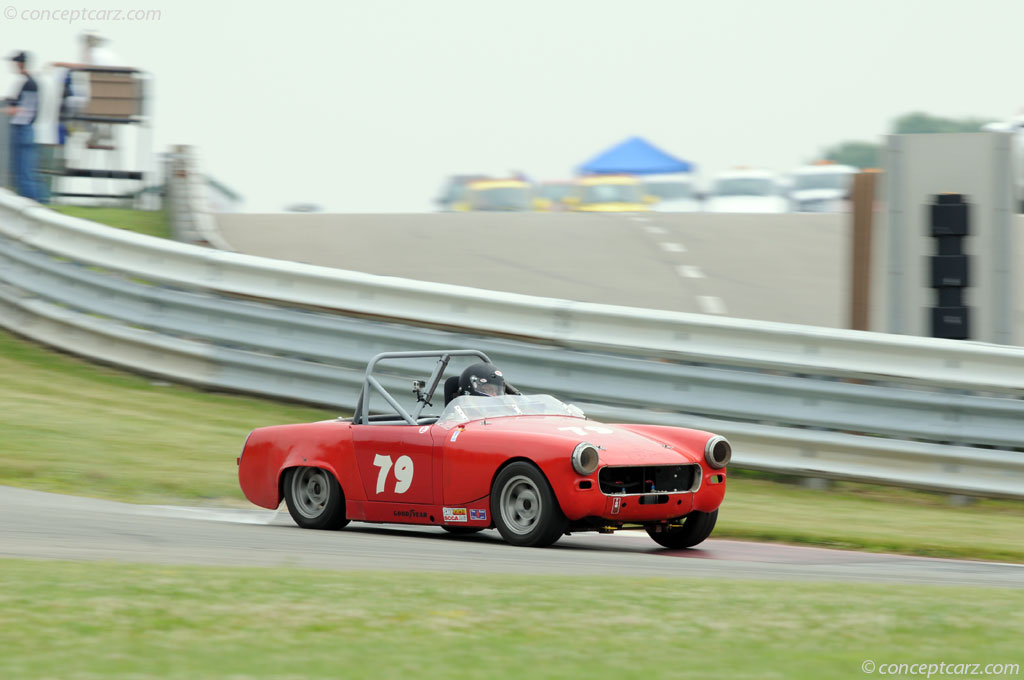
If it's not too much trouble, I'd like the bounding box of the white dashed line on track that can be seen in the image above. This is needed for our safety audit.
[697,295,728,314]
[676,265,705,279]
[659,242,686,253]
[644,225,668,235]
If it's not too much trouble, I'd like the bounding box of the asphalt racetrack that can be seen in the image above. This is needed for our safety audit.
[216,211,1024,340]
[215,212,847,328]
[4,486,1022,588]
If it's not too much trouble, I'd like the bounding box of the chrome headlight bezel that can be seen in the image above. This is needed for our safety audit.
[704,436,732,469]
[571,442,600,475]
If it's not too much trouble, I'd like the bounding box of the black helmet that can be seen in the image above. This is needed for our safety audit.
[459,362,506,397]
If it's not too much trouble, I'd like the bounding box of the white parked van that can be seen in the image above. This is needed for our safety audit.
[789,163,857,212]
[706,168,787,213]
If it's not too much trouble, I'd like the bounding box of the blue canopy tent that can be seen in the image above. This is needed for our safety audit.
[577,136,694,175]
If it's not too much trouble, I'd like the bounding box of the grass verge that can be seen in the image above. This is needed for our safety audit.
[1,560,1021,680]
[0,328,334,504]
[51,205,172,239]
[1,328,1022,560]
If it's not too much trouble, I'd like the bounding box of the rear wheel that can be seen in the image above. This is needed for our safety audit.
[283,467,349,530]
[646,510,718,549]
[491,462,567,547]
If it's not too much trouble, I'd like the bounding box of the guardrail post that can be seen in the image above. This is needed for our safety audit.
[928,193,970,339]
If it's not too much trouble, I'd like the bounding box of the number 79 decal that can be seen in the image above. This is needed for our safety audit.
[373,454,414,494]
[558,425,614,436]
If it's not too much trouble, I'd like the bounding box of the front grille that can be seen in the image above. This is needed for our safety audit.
[599,464,699,495]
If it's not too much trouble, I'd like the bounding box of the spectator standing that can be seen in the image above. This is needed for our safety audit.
[6,51,42,202]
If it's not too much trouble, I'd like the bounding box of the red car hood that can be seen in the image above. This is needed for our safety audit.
[454,415,706,466]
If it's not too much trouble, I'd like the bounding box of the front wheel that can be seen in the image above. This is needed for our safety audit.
[283,467,349,530]
[646,509,718,549]
[491,462,567,547]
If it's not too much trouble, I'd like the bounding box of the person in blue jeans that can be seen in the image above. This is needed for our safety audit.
[6,50,41,202]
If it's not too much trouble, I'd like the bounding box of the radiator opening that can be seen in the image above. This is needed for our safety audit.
[599,464,699,495]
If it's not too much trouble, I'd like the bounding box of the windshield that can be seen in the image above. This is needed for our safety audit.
[438,395,585,429]
[579,183,644,204]
[712,177,776,197]
[646,181,694,200]
[538,184,572,201]
[794,172,852,191]
[470,186,530,210]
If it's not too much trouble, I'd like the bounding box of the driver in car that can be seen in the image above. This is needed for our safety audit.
[458,362,520,397]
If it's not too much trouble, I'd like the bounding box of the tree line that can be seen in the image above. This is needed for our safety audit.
[822,112,998,168]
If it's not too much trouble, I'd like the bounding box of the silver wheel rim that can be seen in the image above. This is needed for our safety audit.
[499,474,542,535]
[292,468,331,519]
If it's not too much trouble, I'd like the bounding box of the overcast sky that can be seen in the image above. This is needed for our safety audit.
[3,0,1023,212]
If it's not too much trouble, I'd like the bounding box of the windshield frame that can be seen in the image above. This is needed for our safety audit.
[437,394,585,429]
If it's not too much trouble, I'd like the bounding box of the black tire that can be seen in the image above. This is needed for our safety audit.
[441,526,484,536]
[646,509,718,549]
[283,467,349,530]
[490,462,567,547]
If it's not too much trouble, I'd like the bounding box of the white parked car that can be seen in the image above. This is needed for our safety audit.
[789,163,857,212]
[706,168,788,213]
[644,173,701,212]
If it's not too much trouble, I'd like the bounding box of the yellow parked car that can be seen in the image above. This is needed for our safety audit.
[564,175,656,212]
[454,179,532,212]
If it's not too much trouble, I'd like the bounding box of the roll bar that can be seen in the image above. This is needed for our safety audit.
[352,350,492,425]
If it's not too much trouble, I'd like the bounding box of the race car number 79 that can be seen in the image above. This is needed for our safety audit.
[373,454,414,494]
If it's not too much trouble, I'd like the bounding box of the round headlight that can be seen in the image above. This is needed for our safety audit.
[571,442,600,475]
[704,436,731,469]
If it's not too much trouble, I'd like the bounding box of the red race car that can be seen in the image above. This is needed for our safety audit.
[238,350,730,548]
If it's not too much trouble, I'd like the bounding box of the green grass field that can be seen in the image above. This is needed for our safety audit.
[2,328,1022,561]
[0,560,1020,680]
[0,328,333,504]
[51,205,172,239]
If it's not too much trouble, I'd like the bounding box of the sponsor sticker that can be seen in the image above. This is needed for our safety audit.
[611,497,621,515]
[418,426,430,434]
[443,507,468,523]
[450,430,461,442]
[469,509,487,521]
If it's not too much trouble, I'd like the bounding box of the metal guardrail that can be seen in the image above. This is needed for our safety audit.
[1,187,1023,498]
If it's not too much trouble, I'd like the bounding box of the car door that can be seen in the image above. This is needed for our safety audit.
[351,424,436,505]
